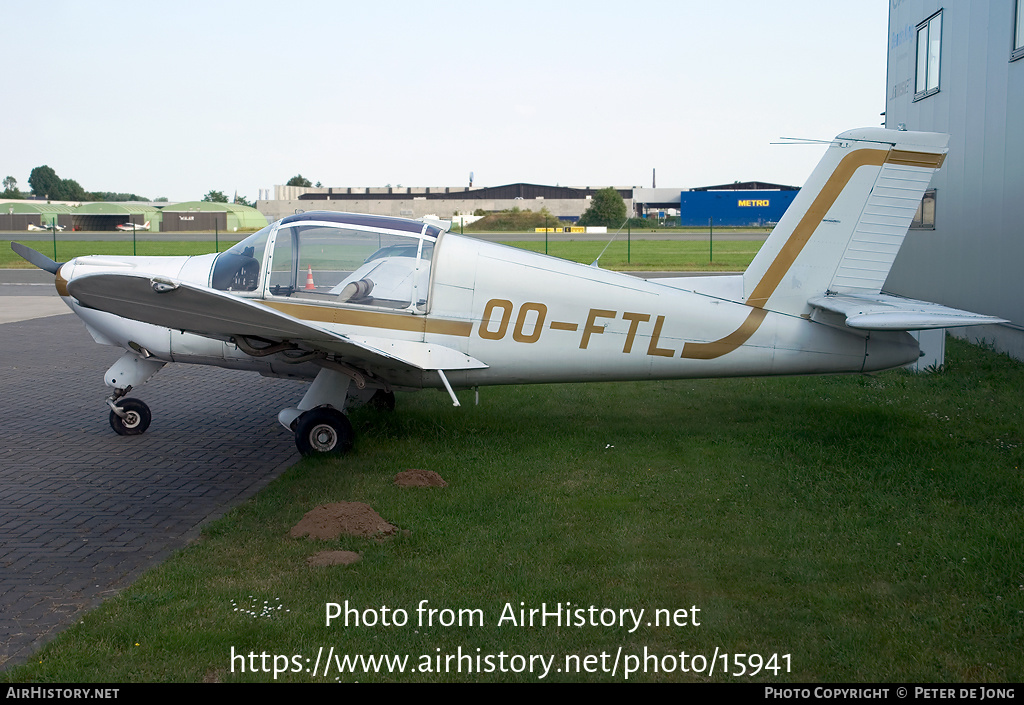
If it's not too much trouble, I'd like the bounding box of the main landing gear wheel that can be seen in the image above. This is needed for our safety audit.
[109,398,151,436]
[294,407,354,456]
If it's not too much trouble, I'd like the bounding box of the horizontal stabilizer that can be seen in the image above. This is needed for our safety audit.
[808,293,1007,331]
[67,272,487,372]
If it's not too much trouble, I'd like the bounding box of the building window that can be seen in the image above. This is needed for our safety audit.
[911,189,936,230]
[1014,0,1024,61]
[915,11,942,100]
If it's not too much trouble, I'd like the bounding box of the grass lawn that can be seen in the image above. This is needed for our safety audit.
[3,338,1021,683]
[498,239,758,271]
[3,237,757,272]
[0,240,241,268]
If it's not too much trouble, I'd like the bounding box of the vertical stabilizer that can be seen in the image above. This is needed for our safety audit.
[742,128,948,317]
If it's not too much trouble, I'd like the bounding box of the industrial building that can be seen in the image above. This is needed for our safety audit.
[259,183,634,223]
[884,0,1024,359]
[259,181,799,226]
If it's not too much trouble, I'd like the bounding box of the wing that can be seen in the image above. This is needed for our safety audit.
[808,293,1007,331]
[66,272,487,373]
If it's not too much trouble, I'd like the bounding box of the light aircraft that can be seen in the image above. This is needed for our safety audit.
[27,223,65,231]
[115,220,151,231]
[11,127,1006,456]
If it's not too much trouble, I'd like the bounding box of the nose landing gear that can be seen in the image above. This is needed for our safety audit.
[103,351,164,437]
[108,397,152,436]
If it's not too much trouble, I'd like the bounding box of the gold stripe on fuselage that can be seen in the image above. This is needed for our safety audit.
[261,300,473,337]
[680,307,768,360]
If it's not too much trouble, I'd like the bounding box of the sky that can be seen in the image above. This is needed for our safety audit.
[3,1,890,202]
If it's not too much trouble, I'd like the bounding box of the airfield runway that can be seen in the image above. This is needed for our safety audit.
[0,271,306,670]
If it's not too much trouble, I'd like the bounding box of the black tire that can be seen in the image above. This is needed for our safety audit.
[294,407,354,456]
[367,389,396,412]
[109,398,151,436]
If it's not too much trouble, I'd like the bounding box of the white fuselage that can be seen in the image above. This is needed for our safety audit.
[56,232,920,392]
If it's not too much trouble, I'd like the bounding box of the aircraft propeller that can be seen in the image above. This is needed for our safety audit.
[11,242,63,274]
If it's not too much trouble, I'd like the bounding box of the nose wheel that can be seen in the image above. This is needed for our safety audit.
[294,407,353,456]
[108,397,152,436]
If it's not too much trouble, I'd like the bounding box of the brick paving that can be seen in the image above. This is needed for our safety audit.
[0,312,305,670]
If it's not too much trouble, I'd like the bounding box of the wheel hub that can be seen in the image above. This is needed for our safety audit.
[310,424,337,451]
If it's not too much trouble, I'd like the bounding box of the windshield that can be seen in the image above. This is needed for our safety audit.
[210,215,440,309]
[211,224,273,292]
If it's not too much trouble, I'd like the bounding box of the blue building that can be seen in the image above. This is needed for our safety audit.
[678,182,799,227]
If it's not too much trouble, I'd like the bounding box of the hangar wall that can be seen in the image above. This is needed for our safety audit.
[161,202,267,232]
[884,0,1024,359]
[0,203,74,230]
[0,200,266,233]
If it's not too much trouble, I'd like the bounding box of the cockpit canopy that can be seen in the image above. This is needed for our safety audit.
[211,212,442,311]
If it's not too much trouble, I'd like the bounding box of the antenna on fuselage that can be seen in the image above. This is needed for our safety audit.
[590,218,631,268]
[770,136,833,145]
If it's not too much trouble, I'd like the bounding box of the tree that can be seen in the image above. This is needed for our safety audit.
[22,165,151,202]
[2,176,21,198]
[26,166,88,201]
[577,188,627,228]
[88,191,149,202]
[61,178,87,201]
[233,193,252,207]
[202,190,228,203]
[286,174,312,187]
[28,165,62,199]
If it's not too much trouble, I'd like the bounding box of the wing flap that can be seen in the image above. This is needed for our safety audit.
[808,293,1007,331]
[67,272,486,371]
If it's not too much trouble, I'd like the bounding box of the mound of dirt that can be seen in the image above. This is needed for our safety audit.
[394,469,448,487]
[290,502,397,540]
[307,550,362,567]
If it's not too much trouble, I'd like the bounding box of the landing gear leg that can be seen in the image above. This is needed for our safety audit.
[367,389,396,411]
[103,351,164,437]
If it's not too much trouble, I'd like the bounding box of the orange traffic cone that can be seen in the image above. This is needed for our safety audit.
[304,265,315,290]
